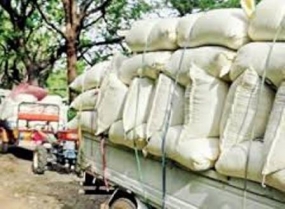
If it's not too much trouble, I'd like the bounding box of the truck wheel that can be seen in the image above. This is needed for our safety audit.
[0,142,8,154]
[110,198,137,209]
[32,145,47,175]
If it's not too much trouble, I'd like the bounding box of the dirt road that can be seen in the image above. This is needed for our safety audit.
[0,148,108,209]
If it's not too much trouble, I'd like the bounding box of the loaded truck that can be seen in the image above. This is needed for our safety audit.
[71,0,285,208]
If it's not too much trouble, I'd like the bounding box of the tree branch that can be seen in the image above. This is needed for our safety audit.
[33,0,66,39]
[81,0,112,19]
[83,13,103,29]
[78,37,124,51]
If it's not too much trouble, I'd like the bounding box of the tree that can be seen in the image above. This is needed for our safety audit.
[0,0,63,87]
[167,0,262,16]
[33,0,153,101]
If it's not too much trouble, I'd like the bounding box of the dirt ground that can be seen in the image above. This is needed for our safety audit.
[0,147,108,209]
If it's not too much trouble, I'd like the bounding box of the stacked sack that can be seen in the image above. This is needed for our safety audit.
[216,0,285,192]
[106,8,250,172]
[70,0,285,193]
[68,54,127,134]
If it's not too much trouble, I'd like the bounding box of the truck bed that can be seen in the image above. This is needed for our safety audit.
[83,132,285,209]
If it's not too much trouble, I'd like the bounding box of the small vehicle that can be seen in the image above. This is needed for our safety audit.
[32,129,79,174]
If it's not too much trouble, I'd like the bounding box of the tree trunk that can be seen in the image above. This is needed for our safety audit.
[66,37,78,103]
[27,64,40,86]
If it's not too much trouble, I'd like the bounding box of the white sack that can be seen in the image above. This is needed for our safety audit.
[125,20,157,52]
[220,69,274,151]
[175,136,220,171]
[0,94,37,120]
[123,78,154,133]
[109,120,147,150]
[176,13,203,47]
[70,89,99,111]
[78,111,97,133]
[95,73,128,135]
[125,18,179,52]
[215,141,263,183]
[165,47,236,86]
[216,140,285,193]
[66,116,78,129]
[263,81,285,176]
[248,0,285,41]
[39,95,62,105]
[184,65,228,138]
[146,74,184,138]
[145,126,182,159]
[69,61,110,91]
[186,9,249,50]
[119,52,172,85]
[230,42,285,87]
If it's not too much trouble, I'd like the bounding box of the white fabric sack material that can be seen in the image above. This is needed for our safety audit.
[248,0,285,41]
[95,73,128,135]
[69,61,110,92]
[78,111,97,133]
[0,94,38,120]
[176,13,203,47]
[220,69,275,151]
[123,78,154,133]
[70,89,99,111]
[145,126,182,159]
[262,81,285,176]
[146,74,184,138]
[186,9,249,50]
[165,47,236,86]
[184,65,229,138]
[175,135,220,171]
[215,141,264,183]
[66,117,79,129]
[125,18,179,52]
[215,140,285,192]
[109,120,147,150]
[39,95,62,105]
[230,42,285,87]
[118,51,172,85]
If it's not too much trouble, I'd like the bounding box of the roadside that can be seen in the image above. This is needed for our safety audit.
[0,148,108,209]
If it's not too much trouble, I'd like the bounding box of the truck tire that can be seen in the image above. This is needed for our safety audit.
[110,198,137,209]
[32,145,48,175]
[0,142,8,154]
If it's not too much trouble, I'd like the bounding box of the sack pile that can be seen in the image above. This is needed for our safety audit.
[69,1,285,194]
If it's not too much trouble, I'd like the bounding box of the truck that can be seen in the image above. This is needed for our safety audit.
[79,132,285,209]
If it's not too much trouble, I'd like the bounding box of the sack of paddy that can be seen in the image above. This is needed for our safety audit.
[215,141,264,183]
[125,18,179,52]
[39,95,62,105]
[179,8,249,50]
[216,140,285,193]
[146,74,184,138]
[118,51,172,85]
[165,47,236,86]
[183,64,228,138]
[262,81,285,177]
[109,120,147,150]
[123,78,154,133]
[176,13,203,47]
[248,0,285,41]
[66,116,79,129]
[70,89,99,111]
[69,61,110,92]
[145,126,182,159]
[77,111,97,133]
[175,133,220,171]
[220,69,274,151]
[95,73,128,135]
[0,94,38,120]
[230,42,285,87]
